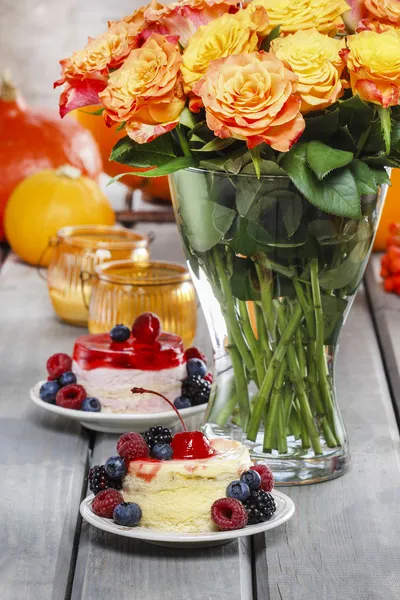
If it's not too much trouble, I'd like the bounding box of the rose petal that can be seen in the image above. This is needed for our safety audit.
[58,79,107,118]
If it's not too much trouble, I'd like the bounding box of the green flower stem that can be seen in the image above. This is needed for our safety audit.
[310,259,339,445]
[293,278,315,340]
[295,326,307,381]
[278,400,288,454]
[214,392,238,427]
[246,303,303,441]
[255,262,276,348]
[277,304,322,455]
[263,361,286,452]
[283,386,294,429]
[255,303,272,367]
[238,300,263,388]
[289,409,301,440]
[229,344,251,430]
[212,248,255,377]
[176,125,191,157]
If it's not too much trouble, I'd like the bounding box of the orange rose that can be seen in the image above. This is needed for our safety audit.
[193,52,305,151]
[345,30,400,107]
[144,0,239,48]
[99,34,185,143]
[364,0,400,25]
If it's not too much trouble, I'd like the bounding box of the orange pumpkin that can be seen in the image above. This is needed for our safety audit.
[74,105,171,202]
[374,169,400,251]
[0,75,102,241]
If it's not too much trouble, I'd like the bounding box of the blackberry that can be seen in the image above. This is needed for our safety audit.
[181,375,211,405]
[142,426,172,449]
[88,465,122,495]
[244,490,276,524]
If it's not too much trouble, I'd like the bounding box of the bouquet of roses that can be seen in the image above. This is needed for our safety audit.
[55,0,400,467]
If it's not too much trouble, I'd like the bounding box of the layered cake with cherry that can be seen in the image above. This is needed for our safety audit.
[88,389,276,533]
[38,312,212,414]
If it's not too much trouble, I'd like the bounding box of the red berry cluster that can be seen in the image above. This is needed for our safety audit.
[381,224,400,295]
[46,352,87,410]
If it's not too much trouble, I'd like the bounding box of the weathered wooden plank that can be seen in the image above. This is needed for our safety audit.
[365,255,400,420]
[0,255,90,600]
[255,286,400,600]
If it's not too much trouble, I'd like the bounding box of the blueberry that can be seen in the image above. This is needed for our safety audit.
[151,443,174,460]
[226,480,250,502]
[173,396,191,410]
[81,397,101,412]
[240,470,261,490]
[59,371,77,387]
[186,358,207,378]
[105,456,127,479]
[39,380,60,403]
[113,502,142,527]
[110,324,131,342]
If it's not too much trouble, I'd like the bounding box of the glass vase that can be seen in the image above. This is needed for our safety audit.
[169,168,388,485]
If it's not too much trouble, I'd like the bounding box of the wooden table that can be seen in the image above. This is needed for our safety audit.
[1,229,399,600]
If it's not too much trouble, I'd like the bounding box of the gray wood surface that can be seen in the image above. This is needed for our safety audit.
[365,255,400,420]
[0,255,90,600]
[256,286,400,600]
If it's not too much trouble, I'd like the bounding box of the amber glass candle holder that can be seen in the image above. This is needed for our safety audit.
[47,225,150,326]
[87,259,197,347]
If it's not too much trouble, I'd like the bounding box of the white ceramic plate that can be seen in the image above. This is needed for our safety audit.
[80,490,295,548]
[30,382,206,433]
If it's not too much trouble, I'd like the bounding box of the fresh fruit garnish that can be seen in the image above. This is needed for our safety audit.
[186,358,207,378]
[211,497,248,531]
[226,480,250,502]
[55,383,86,410]
[110,324,131,342]
[88,465,123,495]
[131,312,161,344]
[185,347,208,365]
[240,470,261,490]
[46,353,72,380]
[81,397,101,412]
[113,502,142,527]
[142,426,172,449]
[92,489,123,518]
[39,380,60,403]
[105,456,127,480]
[117,432,150,462]
[244,490,276,524]
[151,443,174,460]
[204,373,213,384]
[59,371,77,387]
[251,464,274,493]
[171,431,214,460]
[182,375,211,405]
[173,396,191,410]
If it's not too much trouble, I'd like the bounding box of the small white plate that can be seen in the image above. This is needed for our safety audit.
[80,490,295,548]
[30,382,206,433]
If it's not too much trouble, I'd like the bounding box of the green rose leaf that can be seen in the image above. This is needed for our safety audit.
[260,25,281,51]
[192,137,236,152]
[302,108,339,141]
[306,141,353,180]
[107,157,197,185]
[369,167,391,186]
[377,105,392,155]
[230,257,259,301]
[349,159,378,196]
[281,144,361,218]
[338,95,375,133]
[319,241,370,290]
[212,203,236,236]
[321,294,347,345]
[110,134,177,167]
[280,191,303,238]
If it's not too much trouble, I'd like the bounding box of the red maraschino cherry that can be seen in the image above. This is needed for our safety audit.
[131,387,215,460]
[132,313,161,344]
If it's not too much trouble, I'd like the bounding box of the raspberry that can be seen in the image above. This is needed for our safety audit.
[204,373,213,384]
[92,489,123,518]
[251,464,274,492]
[211,497,248,531]
[185,347,208,365]
[117,432,150,462]
[46,353,72,380]
[132,313,161,344]
[56,384,86,410]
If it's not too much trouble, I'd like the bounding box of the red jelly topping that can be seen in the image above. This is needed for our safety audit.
[73,331,185,371]
[171,432,215,460]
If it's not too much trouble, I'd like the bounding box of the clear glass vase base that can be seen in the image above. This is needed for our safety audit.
[203,422,350,486]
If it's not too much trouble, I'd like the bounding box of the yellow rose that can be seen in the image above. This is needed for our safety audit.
[365,0,400,25]
[193,52,305,151]
[356,18,400,33]
[251,0,349,35]
[271,29,345,113]
[181,6,269,93]
[99,34,185,143]
[346,30,400,107]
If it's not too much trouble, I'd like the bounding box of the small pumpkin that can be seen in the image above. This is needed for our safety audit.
[4,165,115,266]
[0,74,102,241]
[373,169,400,251]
